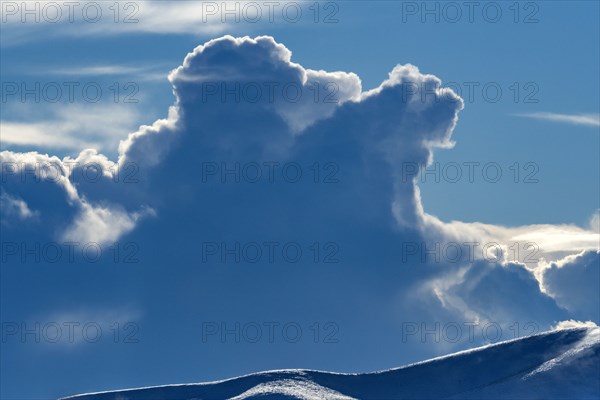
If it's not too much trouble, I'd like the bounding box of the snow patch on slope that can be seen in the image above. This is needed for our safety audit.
[525,326,599,379]
[230,378,356,400]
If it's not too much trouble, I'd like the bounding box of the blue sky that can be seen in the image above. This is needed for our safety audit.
[1,1,599,399]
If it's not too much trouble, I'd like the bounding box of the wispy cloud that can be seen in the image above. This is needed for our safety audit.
[33,307,142,347]
[1,1,245,46]
[41,64,170,82]
[0,103,142,152]
[47,65,152,76]
[0,1,320,47]
[47,65,145,75]
[516,112,600,127]
[0,191,39,221]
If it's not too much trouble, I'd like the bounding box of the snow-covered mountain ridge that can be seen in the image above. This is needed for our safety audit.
[62,326,600,400]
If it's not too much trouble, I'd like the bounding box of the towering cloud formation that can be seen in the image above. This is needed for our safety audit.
[1,37,598,362]
[540,250,600,322]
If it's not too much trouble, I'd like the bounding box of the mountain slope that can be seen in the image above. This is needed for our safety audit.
[62,326,600,400]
